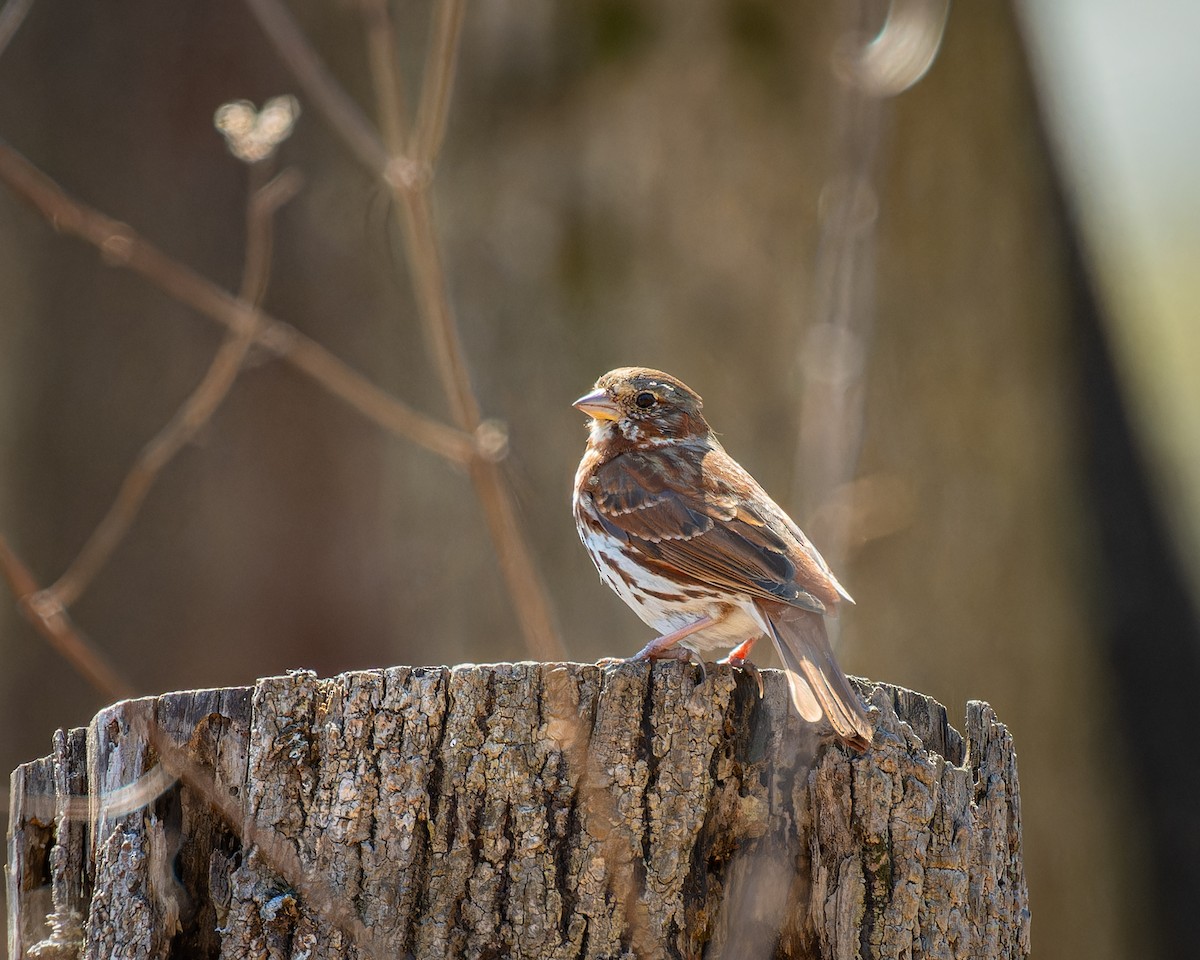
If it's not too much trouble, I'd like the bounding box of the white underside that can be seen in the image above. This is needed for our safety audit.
[576,492,763,654]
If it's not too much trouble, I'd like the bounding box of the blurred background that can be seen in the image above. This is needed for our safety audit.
[2,1,1197,958]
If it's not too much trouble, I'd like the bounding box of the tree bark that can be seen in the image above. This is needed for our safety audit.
[7,663,1028,959]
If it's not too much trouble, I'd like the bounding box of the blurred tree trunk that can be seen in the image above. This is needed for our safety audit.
[8,663,1028,959]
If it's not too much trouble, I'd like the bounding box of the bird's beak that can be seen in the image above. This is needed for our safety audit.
[572,388,620,421]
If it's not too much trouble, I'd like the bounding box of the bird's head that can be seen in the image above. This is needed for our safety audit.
[573,367,710,445]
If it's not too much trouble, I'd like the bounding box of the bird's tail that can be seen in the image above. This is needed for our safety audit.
[754,600,873,751]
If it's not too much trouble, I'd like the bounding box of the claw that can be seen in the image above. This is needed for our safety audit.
[690,652,707,685]
[718,652,765,699]
[742,660,764,699]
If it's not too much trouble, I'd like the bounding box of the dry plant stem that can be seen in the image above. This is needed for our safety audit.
[361,0,409,157]
[0,0,35,61]
[0,138,475,466]
[3,539,386,960]
[796,23,885,567]
[374,0,562,660]
[395,183,480,428]
[243,0,473,414]
[388,69,562,659]
[46,168,300,609]
[399,192,563,654]
[244,0,387,174]
[0,533,133,701]
[388,0,476,430]
[465,457,562,660]
[355,0,477,433]
[410,0,466,167]
[248,0,564,660]
[240,164,300,305]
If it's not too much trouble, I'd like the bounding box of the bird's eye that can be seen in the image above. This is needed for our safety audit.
[634,391,656,409]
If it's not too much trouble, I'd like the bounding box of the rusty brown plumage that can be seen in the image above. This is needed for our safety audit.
[572,367,872,751]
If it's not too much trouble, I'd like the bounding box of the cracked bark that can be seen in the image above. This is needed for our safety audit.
[7,663,1029,959]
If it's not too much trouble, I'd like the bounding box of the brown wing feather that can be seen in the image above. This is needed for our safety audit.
[589,443,846,613]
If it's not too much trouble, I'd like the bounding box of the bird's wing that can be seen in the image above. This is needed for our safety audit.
[587,444,845,613]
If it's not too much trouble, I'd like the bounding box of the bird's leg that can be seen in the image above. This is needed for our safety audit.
[597,616,719,685]
[629,616,717,661]
[634,616,723,686]
[719,636,764,698]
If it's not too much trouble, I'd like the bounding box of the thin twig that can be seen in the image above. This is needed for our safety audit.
[465,456,563,660]
[373,5,491,416]
[46,167,301,608]
[0,0,35,62]
[2,534,384,959]
[241,0,477,425]
[247,0,565,659]
[396,189,480,430]
[795,0,946,579]
[361,0,410,158]
[378,2,477,430]
[0,138,477,466]
[243,0,388,174]
[410,0,465,168]
[794,0,888,574]
[0,532,134,701]
[388,24,562,660]
[240,164,300,305]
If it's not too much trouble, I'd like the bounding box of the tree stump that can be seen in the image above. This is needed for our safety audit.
[7,662,1028,959]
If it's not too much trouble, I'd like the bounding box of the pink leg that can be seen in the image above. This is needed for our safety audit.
[596,616,723,683]
[630,616,717,661]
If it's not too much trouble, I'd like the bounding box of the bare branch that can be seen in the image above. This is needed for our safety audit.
[0,0,35,62]
[467,456,564,661]
[0,532,134,702]
[392,62,563,660]
[0,138,477,466]
[239,163,303,304]
[361,0,410,158]
[371,3,562,658]
[243,0,388,174]
[2,536,387,959]
[248,1,565,659]
[47,168,301,609]
[411,0,466,168]
[396,189,480,428]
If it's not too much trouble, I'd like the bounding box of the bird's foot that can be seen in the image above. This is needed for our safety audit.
[717,636,764,697]
[718,652,765,699]
[596,645,691,667]
[616,643,709,685]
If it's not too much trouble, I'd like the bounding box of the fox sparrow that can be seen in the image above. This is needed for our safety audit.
[572,367,873,751]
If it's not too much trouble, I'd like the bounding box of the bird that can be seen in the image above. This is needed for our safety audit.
[572,366,873,751]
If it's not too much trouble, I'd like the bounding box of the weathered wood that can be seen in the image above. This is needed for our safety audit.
[7,663,1028,959]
